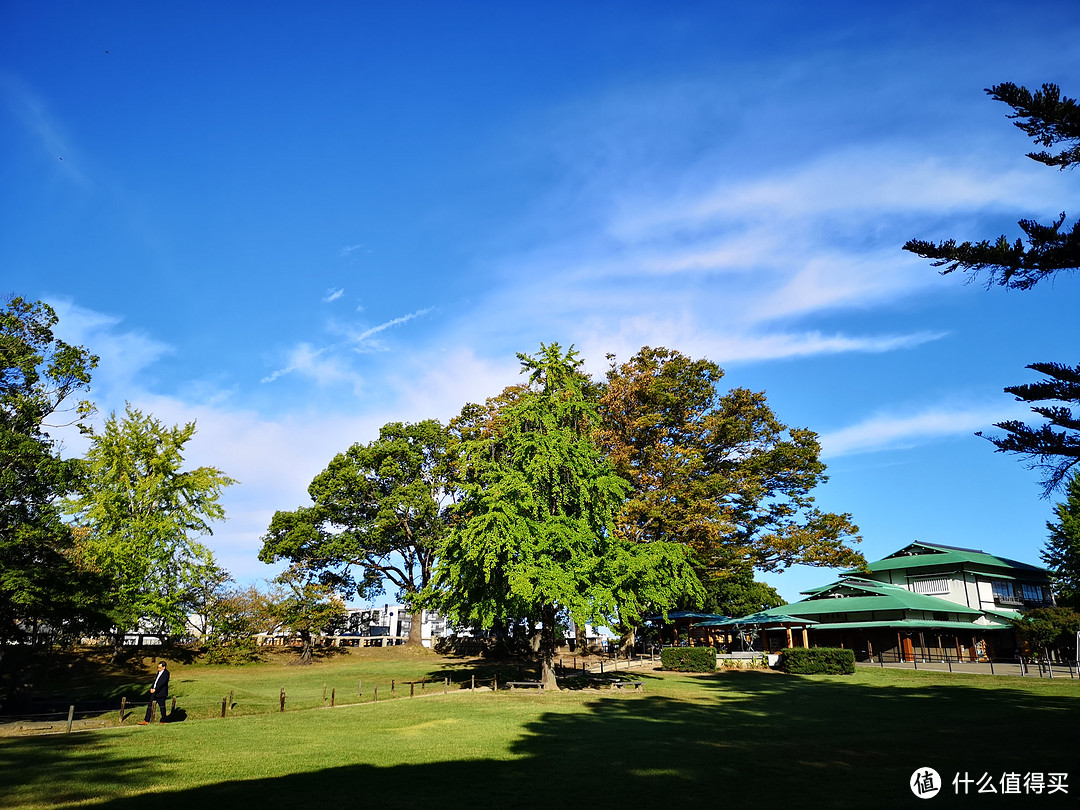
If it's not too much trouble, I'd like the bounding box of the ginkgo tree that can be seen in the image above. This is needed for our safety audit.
[435,344,701,688]
[64,404,235,658]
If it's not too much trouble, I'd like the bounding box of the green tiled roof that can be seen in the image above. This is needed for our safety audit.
[761,578,985,618]
[807,618,1011,631]
[844,542,1048,577]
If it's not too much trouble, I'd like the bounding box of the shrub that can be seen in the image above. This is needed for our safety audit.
[719,655,768,670]
[779,647,855,675]
[660,646,717,672]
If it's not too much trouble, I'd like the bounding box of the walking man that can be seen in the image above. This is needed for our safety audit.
[139,661,170,725]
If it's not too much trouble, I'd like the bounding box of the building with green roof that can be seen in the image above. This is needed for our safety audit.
[707,542,1053,662]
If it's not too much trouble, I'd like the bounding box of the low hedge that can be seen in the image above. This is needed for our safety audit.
[660,646,717,672]
[779,647,855,675]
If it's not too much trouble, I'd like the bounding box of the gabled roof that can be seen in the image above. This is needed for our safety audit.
[763,577,985,618]
[843,541,1049,577]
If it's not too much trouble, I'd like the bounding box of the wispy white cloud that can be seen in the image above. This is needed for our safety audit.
[261,307,434,387]
[1,72,87,183]
[818,400,1033,459]
[322,287,345,303]
[338,244,369,258]
[47,298,172,399]
[350,307,434,345]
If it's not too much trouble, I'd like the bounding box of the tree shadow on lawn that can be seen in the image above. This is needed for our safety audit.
[6,672,1077,809]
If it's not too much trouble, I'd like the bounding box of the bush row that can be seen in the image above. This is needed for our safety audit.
[779,647,855,675]
[660,646,717,672]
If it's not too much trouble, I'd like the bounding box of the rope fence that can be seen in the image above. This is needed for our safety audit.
[0,665,631,734]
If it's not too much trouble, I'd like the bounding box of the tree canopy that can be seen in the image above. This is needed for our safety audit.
[64,404,235,655]
[259,419,453,645]
[904,82,1080,290]
[435,344,701,687]
[0,297,104,648]
[599,346,864,588]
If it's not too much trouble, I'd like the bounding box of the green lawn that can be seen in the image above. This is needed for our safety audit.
[1,652,1077,809]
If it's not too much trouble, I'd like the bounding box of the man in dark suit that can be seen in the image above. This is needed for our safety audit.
[139,661,170,724]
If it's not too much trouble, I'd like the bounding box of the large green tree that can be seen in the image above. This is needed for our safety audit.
[598,346,863,617]
[905,83,1080,494]
[436,344,701,688]
[64,404,235,657]
[259,419,453,645]
[1043,472,1080,610]
[0,297,105,651]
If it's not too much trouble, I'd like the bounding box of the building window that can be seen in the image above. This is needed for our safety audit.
[991,580,1022,605]
[910,578,950,595]
[1021,583,1045,603]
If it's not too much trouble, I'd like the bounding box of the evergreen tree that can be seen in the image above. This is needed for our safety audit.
[1043,473,1080,609]
[904,82,1080,290]
[905,83,1080,494]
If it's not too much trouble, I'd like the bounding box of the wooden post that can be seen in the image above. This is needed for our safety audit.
[471,675,475,691]
[494,675,498,691]
[443,677,447,694]
[280,687,285,712]
[228,690,233,709]
[221,697,227,718]
[67,705,74,734]
[392,679,396,694]
[785,627,793,648]
[323,683,327,702]
[359,679,362,696]
[331,688,336,707]
[149,701,156,723]
[119,697,127,724]
[374,685,378,702]
[410,682,415,697]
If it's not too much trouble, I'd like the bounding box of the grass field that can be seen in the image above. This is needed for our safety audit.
[1,649,1078,809]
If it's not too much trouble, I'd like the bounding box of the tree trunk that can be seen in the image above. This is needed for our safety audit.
[573,622,588,653]
[110,631,125,664]
[298,631,313,664]
[618,625,636,655]
[406,610,424,646]
[537,605,559,690]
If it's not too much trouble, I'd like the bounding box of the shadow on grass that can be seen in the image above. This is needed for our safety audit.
[3,672,1076,809]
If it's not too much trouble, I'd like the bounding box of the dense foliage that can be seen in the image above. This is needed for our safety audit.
[435,344,701,687]
[64,405,234,656]
[598,346,861,637]
[660,646,717,672]
[779,647,855,675]
[1010,607,1080,661]
[259,419,453,645]
[0,297,105,649]
[1043,473,1080,609]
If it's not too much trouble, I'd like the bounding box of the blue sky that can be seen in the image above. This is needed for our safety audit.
[3,1,1079,604]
